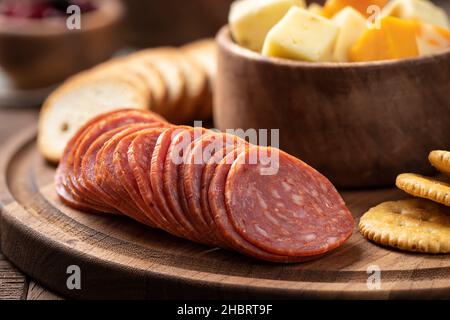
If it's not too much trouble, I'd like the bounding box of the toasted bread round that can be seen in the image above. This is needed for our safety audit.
[171,51,208,123]
[182,39,217,83]
[182,39,217,120]
[130,48,186,122]
[38,75,149,163]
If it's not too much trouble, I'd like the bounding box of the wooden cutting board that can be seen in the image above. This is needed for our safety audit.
[1,128,450,300]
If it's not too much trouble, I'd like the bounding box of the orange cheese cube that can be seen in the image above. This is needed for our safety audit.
[323,0,388,18]
[349,17,420,62]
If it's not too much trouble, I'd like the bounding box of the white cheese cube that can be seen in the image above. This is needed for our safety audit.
[262,7,339,62]
[332,7,367,62]
[308,3,324,16]
[382,0,450,29]
[229,0,306,52]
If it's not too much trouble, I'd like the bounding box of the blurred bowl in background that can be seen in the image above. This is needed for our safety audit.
[0,0,125,90]
[215,26,450,189]
[122,0,233,47]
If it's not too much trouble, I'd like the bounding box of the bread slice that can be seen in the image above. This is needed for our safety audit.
[182,39,217,85]
[130,48,186,121]
[182,39,217,120]
[38,74,149,163]
[90,55,168,112]
[170,51,208,123]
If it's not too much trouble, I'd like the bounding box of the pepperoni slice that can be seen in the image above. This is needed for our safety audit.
[163,127,208,243]
[225,146,355,257]
[56,109,163,212]
[128,129,172,231]
[113,127,168,228]
[80,126,129,214]
[150,126,191,239]
[183,132,245,246]
[95,124,159,226]
[208,148,318,262]
[199,133,249,248]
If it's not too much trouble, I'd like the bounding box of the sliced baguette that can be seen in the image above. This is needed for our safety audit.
[182,39,217,120]
[182,39,217,85]
[131,48,186,121]
[38,75,149,163]
[170,51,208,123]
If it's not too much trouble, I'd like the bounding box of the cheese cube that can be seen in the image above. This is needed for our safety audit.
[262,7,339,62]
[349,17,420,62]
[323,0,388,18]
[229,0,306,52]
[416,23,450,55]
[308,3,324,16]
[382,0,449,29]
[332,7,367,61]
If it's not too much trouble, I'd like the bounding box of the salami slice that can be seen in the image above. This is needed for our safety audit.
[66,110,167,212]
[184,132,246,246]
[95,124,159,226]
[56,109,154,212]
[128,129,172,231]
[208,148,315,262]
[80,126,129,214]
[150,126,191,239]
[225,146,355,257]
[199,134,249,248]
[113,127,167,228]
[163,127,207,243]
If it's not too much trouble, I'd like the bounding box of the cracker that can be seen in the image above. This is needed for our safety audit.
[396,173,450,206]
[429,150,450,176]
[359,199,450,253]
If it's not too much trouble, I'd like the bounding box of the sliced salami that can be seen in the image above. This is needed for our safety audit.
[95,124,159,226]
[150,126,192,239]
[199,133,249,248]
[69,110,166,211]
[163,127,207,243]
[56,109,354,263]
[225,146,355,257]
[128,129,172,231]
[184,132,246,246]
[113,127,167,228]
[80,126,128,214]
[208,148,315,262]
[56,109,161,212]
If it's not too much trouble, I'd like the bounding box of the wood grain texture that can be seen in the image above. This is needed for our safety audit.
[0,108,38,300]
[214,27,450,189]
[0,252,27,300]
[26,281,62,300]
[1,129,450,299]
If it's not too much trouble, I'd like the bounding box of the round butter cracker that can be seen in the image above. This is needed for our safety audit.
[429,150,450,176]
[396,173,450,207]
[359,199,450,254]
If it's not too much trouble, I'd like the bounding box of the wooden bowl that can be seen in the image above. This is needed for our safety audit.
[0,0,124,90]
[215,26,450,189]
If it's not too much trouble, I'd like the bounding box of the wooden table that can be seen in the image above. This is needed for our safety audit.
[0,108,62,300]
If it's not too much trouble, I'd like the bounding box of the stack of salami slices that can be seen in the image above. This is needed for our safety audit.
[56,109,355,263]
